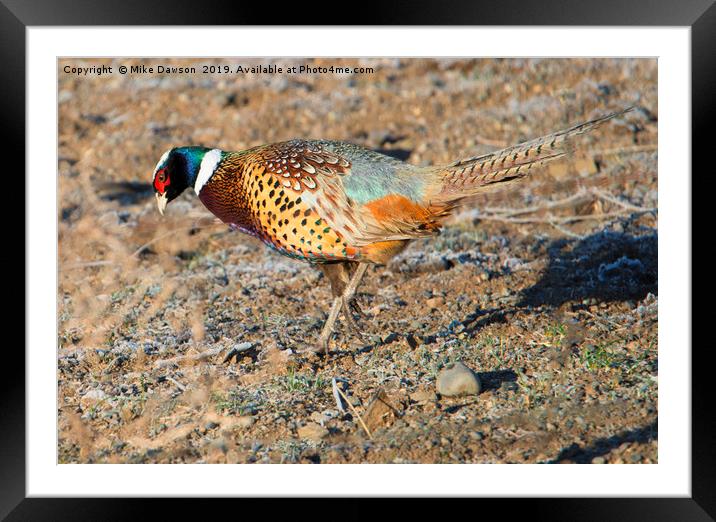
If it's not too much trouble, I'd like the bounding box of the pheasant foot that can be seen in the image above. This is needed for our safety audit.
[311,263,369,354]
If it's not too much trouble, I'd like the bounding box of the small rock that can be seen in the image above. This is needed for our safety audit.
[426,296,445,309]
[223,342,254,363]
[592,456,606,464]
[297,423,329,442]
[436,362,481,397]
[405,334,419,349]
[381,332,400,344]
[363,390,401,431]
[309,410,335,425]
[233,341,253,352]
[80,389,107,409]
[322,409,339,420]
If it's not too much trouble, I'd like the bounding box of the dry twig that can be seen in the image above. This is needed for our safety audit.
[154,346,226,369]
[165,375,187,392]
[331,378,346,413]
[333,384,373,440]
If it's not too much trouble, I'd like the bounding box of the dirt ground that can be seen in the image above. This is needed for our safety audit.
[58,58,658,464]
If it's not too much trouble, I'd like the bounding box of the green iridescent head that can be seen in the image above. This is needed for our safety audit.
[151,146,217,214]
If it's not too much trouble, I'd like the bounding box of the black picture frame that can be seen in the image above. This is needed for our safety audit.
[5,0,711,519]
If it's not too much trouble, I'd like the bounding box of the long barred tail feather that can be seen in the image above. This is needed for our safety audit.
[433,108,633,202]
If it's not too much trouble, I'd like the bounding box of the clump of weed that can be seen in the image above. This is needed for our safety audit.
[212,389,263,416]
[277,369,327,393]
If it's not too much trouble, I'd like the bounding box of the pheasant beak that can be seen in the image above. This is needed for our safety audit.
[155,192,168,216]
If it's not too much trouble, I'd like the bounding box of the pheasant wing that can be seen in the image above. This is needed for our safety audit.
[256,140,441,247]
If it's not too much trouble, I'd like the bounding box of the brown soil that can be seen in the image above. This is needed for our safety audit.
[58,57,657,464]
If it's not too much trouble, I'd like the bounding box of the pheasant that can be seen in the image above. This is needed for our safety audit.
[152,109,629,353]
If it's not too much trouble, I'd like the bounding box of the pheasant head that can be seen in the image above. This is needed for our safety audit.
[152,146,217,215]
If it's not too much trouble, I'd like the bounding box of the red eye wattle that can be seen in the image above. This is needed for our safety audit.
[154,168,171,193]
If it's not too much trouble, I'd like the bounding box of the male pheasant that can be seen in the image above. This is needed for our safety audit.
[152,109,629,353]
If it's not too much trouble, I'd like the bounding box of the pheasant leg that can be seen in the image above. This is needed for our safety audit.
[339,263,368,338]
[314,262,369,353]
[317,296,343,353]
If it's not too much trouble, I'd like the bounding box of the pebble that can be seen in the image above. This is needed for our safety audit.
[426,296,446,309]
[80,389,107,409]
[405,334,419,349]
[309,410,336,425]
[233,341,253,351]
[436,362,481,396]
[297,423,329,442]
[381,332,400,344]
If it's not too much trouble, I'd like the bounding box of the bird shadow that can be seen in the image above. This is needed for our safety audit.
[341,230,658,361]
[97,180,153,206]
[439,229,658,337]
[548,420,658,463]
[476,368,518,391]
[518,229,658,308]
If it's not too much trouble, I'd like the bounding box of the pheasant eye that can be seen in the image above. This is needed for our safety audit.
[154,168,170,192]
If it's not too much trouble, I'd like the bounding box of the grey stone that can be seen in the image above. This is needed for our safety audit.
[436,362,481,396]
[80,389,107,409]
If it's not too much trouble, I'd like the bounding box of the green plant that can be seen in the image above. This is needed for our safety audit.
[544,323,567,346]
[278,369,327,393]
[580,343,616,370]
[481,336,510,367]
[212,389,261,415]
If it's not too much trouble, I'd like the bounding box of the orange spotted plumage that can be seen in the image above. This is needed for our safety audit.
[197,144,355,262]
